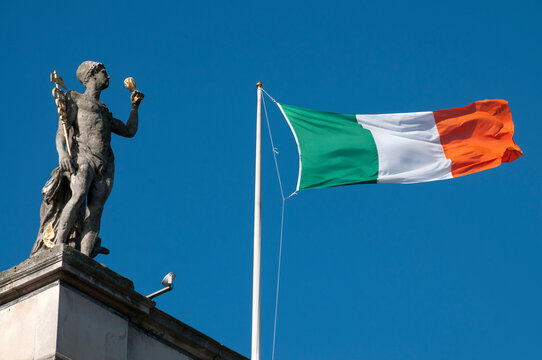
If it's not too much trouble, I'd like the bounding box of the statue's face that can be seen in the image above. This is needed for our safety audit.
[93,67,110,90]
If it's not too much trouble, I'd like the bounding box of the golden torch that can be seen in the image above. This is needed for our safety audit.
[124,77,144,103]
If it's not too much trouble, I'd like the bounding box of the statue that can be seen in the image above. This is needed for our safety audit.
[31,61,144,258]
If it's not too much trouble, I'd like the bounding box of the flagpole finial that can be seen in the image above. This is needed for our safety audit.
[256,81,263,88]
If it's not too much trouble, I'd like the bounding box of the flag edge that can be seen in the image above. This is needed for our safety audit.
[277,103,302,192]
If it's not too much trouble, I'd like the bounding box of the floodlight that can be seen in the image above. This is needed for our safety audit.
[146,272,176,300]
[161,272,176,287]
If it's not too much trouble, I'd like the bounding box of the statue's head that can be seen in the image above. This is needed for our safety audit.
[76,61,109,90]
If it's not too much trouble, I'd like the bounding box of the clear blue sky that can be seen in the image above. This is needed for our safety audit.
[1,1,540,359]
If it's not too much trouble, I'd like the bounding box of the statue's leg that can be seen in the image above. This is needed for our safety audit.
[80,162,114,256]
[55,163,93,245]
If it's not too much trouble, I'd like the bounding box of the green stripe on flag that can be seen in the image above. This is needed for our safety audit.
[280,104,378,190]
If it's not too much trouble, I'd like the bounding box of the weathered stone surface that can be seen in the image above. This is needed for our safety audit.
[32,61,145,258]
[0,284,59,360]
[0,245,247,360]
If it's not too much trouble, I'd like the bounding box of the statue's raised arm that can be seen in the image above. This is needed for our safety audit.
[111,85,144,138]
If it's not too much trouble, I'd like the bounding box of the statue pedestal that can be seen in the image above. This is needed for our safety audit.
[0,245,246,360]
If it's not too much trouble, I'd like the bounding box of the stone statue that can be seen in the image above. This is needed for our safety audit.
[31,61,144,258]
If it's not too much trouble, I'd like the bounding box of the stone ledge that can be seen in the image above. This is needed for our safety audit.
[0,245,151,317]
[0,245,247,360]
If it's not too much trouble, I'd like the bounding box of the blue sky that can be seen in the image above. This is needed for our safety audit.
[1,1,540,359]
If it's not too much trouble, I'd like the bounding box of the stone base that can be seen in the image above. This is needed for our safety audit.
[0,245,246,360]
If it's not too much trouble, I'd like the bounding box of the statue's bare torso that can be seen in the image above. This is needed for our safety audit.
[68,91,114,173]
[74,93,112,154]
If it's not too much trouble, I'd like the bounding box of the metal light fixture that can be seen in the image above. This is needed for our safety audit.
[146,272,176,300]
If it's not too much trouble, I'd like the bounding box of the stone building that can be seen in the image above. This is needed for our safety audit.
[0,245,247,360]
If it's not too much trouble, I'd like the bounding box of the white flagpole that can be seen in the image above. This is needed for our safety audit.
[252,81,263,360]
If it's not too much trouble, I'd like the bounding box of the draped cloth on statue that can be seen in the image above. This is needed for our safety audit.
[31,168,84,256]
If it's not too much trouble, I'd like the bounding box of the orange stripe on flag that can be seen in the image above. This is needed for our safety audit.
[433,100,523,178]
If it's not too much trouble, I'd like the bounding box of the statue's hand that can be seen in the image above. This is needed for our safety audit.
[131,90,144,106]
[59,152,74,174]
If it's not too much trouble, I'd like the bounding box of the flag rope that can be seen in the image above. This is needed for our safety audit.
[262,88,278,104]
[262,92,292,360]
[263,94,285,199]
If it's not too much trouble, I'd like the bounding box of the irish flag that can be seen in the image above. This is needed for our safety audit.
[278,100,523,190]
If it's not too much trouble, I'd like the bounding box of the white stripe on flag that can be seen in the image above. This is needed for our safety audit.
[355,111,452,183]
